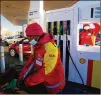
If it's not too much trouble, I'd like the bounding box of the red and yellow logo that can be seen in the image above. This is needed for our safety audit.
[49,54,55,57]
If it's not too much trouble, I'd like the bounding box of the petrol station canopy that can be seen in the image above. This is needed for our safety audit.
[1,1,78,26]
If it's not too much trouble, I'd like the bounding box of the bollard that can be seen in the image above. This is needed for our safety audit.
[19,44,23,65]
[0,46,5,73]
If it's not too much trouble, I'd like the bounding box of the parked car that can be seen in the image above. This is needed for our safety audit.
[8,38,31,57]
[4,36,24,46]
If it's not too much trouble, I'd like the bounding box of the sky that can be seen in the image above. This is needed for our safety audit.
[1,15,22,32]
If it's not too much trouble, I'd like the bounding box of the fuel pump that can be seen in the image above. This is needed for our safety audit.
[46,7,86,87]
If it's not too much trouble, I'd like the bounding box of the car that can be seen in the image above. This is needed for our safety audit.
[8,38,31,57]
[4,36,24,46]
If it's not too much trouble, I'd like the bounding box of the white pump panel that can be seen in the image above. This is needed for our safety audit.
[79,3,100,22]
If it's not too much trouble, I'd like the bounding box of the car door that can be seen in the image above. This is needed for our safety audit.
[22,39,31,54]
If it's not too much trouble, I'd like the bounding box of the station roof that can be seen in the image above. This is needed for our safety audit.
[1,0,78,25]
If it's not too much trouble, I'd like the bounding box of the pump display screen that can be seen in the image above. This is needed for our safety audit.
[79,22,100,46]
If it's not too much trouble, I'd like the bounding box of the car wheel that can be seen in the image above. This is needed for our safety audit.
[9,49,16,57]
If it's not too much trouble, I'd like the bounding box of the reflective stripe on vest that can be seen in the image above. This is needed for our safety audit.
[23,62,34,79]
[46,79,65,88]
